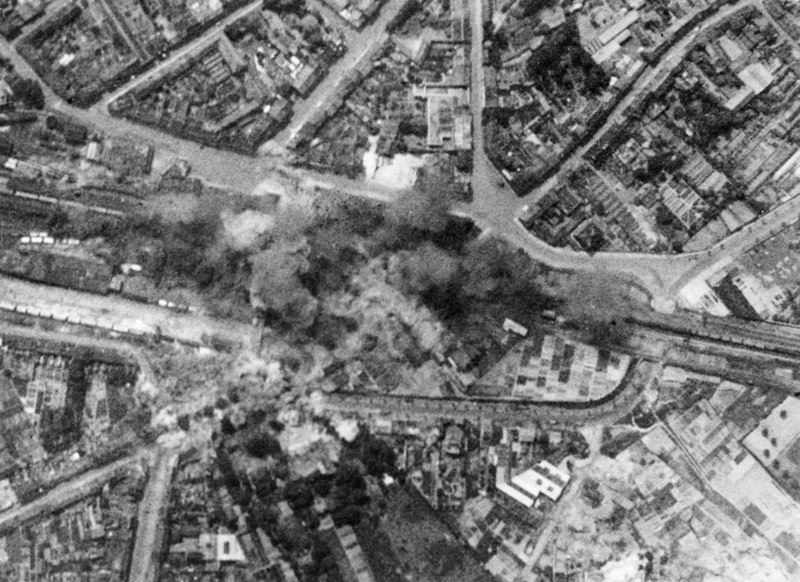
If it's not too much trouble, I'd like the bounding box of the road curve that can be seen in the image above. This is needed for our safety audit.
[0,0,796,311]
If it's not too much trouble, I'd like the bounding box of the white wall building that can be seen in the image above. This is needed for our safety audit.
[511,461,571,501]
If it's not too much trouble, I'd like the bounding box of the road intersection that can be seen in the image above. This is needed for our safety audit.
[3,2,800,578]
[2,0,796,312]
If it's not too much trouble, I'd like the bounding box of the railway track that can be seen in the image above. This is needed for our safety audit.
[327,310,800,425]
[628,311,800,358]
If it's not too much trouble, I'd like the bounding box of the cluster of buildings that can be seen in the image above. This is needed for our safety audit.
[16,0,256,106]
[161,428,391,582]
[291,0,471,189]
[679,212,800,329]
[0,333,138,505]
[520,163,655,252]
[0,466,144,581]
[0,0,43,40]
[161,447,302,582]
[322,0,383,29]
[0,115,206,312]
[483,0,716,194]
[491,366,800,581]
[522,4,800,253]
[577,0,718,64]
[111,5,345,153]
[365,412,585,519]
[644,389,800,568]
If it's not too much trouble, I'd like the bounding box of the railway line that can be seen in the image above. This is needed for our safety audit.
[327,309,800,426]
[629,310,800,358]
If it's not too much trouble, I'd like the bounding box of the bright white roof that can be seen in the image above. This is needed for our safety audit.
[496,482,534,507]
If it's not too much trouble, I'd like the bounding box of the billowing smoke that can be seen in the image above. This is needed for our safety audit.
[249,237,319,331]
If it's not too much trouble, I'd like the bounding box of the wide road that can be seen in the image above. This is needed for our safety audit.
[0,449,149,534]
[100,0,265,108]
[128,448,177,582]
[0,37,400,203]
[1,0,796,310]
[272,0,413,145]
[464,0,800,308]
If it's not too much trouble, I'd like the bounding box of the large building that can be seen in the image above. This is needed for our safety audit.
[511,461,571,502]
[496,460,571,507]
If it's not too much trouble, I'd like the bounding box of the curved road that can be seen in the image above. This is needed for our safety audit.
[464,0,799,309]
[0,0,795,311]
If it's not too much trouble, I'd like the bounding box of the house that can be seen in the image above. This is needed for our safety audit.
[335,526,375,582]
[0,80,12,108]
[503,318,528,337]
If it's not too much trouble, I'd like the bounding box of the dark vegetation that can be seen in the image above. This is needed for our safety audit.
[669,83,743,149]
[8,77,45,110]
[519,0,557,18]
[214,417,408,580]
[47,167,632,354]
[600,427,642,458]
[526,20,609,98]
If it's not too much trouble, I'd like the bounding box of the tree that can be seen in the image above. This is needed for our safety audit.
[245,433,283,458]
[285,481,314,511]
[9,77,45,109]
[249,239,319,330]
[177,415,190,431]
[519,0,556,17]
[351,432,397,477]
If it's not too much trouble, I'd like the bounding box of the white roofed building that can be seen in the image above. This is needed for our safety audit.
[511,461,571,501]
[495,460,571,507]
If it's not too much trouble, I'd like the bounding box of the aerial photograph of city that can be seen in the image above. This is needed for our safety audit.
[3,0,800,580]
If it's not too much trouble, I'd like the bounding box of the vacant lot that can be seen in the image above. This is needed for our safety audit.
[378,485,493,582]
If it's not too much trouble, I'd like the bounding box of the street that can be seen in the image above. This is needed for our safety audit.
[271,0,413,145]
[1,0,789,310]
[100,0,266,109]
[464,0,800,308]
[0,2,799,575]
[0,450,150,534]
[128,448,178,582]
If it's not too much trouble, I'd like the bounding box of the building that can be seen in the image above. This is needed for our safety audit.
[729,270,789,319]
[658,177,706,228]
[335,526,376,582]
[413,86,472,151]
[0,80,12,108]
[503,318,528,337]
[511,461,571,501]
